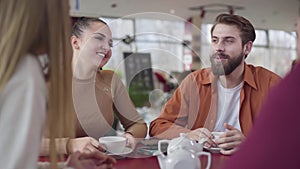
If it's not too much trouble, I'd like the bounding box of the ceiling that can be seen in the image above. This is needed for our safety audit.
[70,0,299,32]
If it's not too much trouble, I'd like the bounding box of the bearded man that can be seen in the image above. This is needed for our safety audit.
[150,14,281,155]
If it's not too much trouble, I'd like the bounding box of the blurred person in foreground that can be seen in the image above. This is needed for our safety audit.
[0,0,115,169]
[150,13,281,155]
[222,17,300,169]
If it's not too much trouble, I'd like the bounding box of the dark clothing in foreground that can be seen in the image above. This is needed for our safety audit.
[222,63,300,169]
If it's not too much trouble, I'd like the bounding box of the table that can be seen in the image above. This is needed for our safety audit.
[113,138,229,169]
[39,139,230,169]
[115,152,229,169]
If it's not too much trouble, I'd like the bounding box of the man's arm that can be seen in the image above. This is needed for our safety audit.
[149,74,200,139]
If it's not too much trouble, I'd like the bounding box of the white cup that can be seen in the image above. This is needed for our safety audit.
[99,136,126,154]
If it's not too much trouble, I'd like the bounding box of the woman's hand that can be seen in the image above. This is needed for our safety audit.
[122,132,136,149]
[67,137,106,154]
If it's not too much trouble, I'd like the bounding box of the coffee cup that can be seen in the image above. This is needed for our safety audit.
[99,136,126,154]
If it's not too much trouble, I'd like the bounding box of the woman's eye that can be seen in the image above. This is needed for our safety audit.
[95,36,104,41]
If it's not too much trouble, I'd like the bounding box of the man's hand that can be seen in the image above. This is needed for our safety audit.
[215,123,245,155]
[67,137,106,154]
[185,128,217,147]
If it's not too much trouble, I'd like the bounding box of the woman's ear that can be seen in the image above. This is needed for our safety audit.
[71,35,80,50]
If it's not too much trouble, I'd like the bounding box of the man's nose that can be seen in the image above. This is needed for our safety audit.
[215,41,225,52]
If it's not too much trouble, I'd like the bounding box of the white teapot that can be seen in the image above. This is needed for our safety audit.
[158,133,203,154]
[156,144,211,169]
[155,134,211,169]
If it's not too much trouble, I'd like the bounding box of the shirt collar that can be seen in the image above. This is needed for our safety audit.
[201,63,258,90]
[201,68,214,85]
[243,63,257,90]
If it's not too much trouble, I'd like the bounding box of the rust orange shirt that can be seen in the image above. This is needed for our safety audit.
[150,63,281,139]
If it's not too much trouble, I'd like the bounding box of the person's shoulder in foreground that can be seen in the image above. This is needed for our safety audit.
[222,63,300,169]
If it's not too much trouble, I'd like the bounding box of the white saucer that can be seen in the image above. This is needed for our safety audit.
[108,147,133,155]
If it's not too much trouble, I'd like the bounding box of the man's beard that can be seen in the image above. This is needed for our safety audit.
[210,52,244,76]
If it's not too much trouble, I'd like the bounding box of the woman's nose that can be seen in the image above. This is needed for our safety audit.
[101,43,110,52]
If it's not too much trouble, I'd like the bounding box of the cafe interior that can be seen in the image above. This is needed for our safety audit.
[2,0,299,168]
[70,0,298,126]
[58,0,300,168]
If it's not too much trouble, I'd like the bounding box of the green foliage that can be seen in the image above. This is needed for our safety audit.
[128,82,150,107]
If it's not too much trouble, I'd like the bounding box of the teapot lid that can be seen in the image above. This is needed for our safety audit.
[168,133,203,153]
[168,133,190,152]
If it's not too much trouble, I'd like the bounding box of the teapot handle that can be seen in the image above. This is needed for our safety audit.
[196,151,211,169]
[158,140,170,153]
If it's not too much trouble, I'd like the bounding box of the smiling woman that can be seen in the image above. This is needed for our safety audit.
[71,18,112,80]
[71,17,147,153]
[40,17,147,156]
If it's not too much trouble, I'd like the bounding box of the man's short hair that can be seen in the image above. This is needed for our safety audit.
[210,13,256,46]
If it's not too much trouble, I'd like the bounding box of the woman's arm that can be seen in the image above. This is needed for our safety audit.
[40,137,106,156]
[39,138,69,156]
[111,72,147,139]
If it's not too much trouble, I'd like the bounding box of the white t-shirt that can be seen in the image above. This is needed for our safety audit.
[0,54,47,169]
[213,80,243,132]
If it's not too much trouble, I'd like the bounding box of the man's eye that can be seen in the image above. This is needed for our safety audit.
[211,39,217,43]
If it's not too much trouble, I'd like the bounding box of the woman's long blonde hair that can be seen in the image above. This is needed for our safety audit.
[0,0,75,168]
